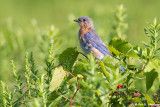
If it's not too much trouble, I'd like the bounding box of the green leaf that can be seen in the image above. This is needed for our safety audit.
[112,71,129,86]
[47,91,60,106]
[149,27,155,34]
[48,96,62,107]
[151,36,155,43]
[73,59,88,76]
[102,55,118,72]
[144,59,159,72]
[59,47,79,71]
[68,77,77,85]
[131,97,143,105]
[108,45,123,56]
[109,38,138,58]
[142,41,151,50]
[29,52,38,82]
[127,65,137,70]
[142,48,151,58]
[145,69,158,91]
[99,62,111,82]
[156,48,160,52]
[157,38,160,43]
[144,28,151,37]
[133,46,142,57]
[78,79,90,90]
[143,94,154,105]
[49,66,66,91]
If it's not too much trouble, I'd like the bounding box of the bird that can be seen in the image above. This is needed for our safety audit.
[74,16,125,71]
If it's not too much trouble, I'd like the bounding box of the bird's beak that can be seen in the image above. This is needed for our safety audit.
[74,19,79,22]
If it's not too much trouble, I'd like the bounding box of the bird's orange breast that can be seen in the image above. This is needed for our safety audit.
[80,25,90,39]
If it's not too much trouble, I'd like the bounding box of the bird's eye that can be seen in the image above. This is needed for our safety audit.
[83,19,86,21]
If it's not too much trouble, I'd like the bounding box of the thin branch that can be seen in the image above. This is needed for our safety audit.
[78,52,88,59]
[65,72,75,77]
[61,95,71,101]
[70,88,79,107]
[71,88,79,100]
[141,64,145,70]
[70,99,73,107]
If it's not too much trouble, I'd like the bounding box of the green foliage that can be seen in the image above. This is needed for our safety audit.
[109,38,138,58]
[114,4,128,39]
[145,69,158,91]
[45,43,55,85]
[49,66,66,91]
[59,47,79,71]
[0,4,160,107]
[143,94,155,105]
[143,18,160,60]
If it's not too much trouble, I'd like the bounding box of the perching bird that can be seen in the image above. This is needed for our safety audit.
[74,16,125,71]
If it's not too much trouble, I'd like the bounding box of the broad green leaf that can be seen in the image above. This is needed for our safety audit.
[145,69,158,91]
[49,66,66,91]
[109,38,138,58]
[108,45,123,56]
[59,47,79,71]
[144,59,159,72]
[143,94,154,104]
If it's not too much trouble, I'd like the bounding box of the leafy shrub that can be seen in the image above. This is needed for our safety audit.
[0,5,160,107]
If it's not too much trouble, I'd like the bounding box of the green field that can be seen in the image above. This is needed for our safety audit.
[0,0,160,106]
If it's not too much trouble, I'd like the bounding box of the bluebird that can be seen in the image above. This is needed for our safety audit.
[74,16,125,71]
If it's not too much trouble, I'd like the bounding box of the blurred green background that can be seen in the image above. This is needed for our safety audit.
[0,0,160,85]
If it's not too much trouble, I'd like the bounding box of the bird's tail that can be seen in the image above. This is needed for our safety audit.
[119,64,126,71]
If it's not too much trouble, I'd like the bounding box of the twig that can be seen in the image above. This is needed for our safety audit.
[141,64,145,70]
[70,88,79,107]
[141,61,149,71]
[65,72,75,77]
[61,95,71,101]
[78,52,88,59]
[71,88,79,100]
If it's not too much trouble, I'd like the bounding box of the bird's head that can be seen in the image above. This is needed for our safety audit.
[74,16,94,29]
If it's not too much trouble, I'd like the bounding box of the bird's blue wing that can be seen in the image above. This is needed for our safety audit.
[89,30,103,43]
[84,32,126,71]
[84,32,112,56]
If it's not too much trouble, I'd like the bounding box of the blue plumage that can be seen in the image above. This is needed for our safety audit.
[74,16,126,71]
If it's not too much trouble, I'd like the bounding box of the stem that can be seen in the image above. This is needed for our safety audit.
[13,89,29,105]
[71,88,79,100]
[78,52,88,59]
[62,95,71,101]
[154,30,157,56]
[151,24,158,58]
[65,72,75,77]
[70,88,79,107]
[43,93,46,107]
